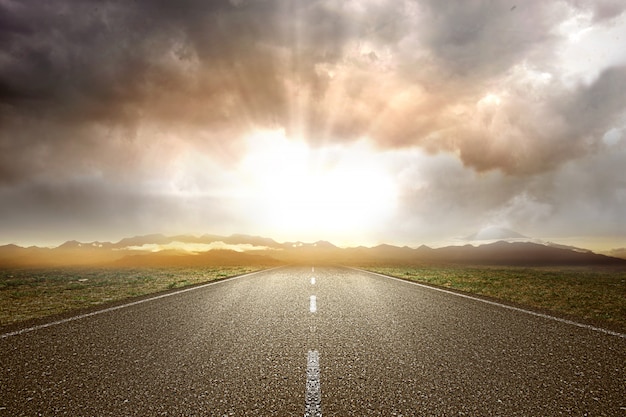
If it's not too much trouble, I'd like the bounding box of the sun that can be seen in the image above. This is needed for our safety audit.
[239,129,398,243]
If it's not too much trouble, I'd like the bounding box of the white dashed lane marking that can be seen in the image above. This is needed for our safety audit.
[305,268,321,415]
[304,350,322,417]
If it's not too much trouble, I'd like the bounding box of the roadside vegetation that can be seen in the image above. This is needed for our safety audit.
[363,265,626,331]
[3,264,624,332]
[0,266,264,327]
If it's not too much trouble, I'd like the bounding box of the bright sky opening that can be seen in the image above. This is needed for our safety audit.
[238,130,397,245]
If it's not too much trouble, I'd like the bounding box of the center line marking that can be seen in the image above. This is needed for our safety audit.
[311,277,316,285]
[309,295,317,313]
[305,350,322,417]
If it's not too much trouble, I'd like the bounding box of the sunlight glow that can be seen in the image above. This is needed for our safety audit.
[478,93,502,107]
[239,130,398,242]
[123,241,273,253]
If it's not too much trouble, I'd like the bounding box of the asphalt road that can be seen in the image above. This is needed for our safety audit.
[1,266,624,416]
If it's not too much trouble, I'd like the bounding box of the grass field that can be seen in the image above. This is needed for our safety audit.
[363,265,626,331]
[3,265,625,332]
[0,266,264,327]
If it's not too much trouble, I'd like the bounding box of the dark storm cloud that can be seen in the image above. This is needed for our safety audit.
[0,1,227,182]
[572,0,626,21]
[0,0,382,183]
[561,66,626,136]
[414,1,556,79]
[0,0,369,124]
[3,0,623,181]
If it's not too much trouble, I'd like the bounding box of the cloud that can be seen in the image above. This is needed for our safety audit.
[384,135,626,243]
[1,0,625,246]
[414,1,559,79]
[2,0,625,178]
[571,0,626,21]
[0,174,239,244]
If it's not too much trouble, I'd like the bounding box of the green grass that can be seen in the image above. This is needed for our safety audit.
[363,265,626,331]
[4,264,624,332]
[0,266,265,327]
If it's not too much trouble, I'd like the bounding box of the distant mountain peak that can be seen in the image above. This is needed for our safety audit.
[59,240,82,248]
[313,240,337,248]
[464,226,527,241]
[543,241,592,253]
[114,234,172,248]
[225,234,282,248]
[3,231,625,268]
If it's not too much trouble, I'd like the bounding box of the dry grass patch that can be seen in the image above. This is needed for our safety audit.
[363,265,626,331]
[0,266,264,326]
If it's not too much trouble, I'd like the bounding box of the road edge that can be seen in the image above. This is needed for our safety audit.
[1,266,284,339]
[350,266,626,339]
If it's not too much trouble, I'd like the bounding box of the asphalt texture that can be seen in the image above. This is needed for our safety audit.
[1,266,624,416]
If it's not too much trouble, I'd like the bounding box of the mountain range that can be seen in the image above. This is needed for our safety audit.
[1,233,625,268]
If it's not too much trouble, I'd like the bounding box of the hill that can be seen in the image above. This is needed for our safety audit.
[1,234,625,268]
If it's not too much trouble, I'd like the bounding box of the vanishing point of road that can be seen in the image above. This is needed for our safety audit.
[1,266,624,416]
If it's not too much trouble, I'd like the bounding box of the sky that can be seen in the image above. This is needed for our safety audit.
[1,0,626,251]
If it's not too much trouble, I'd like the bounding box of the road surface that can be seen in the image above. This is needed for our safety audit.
[1,266,624,416]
